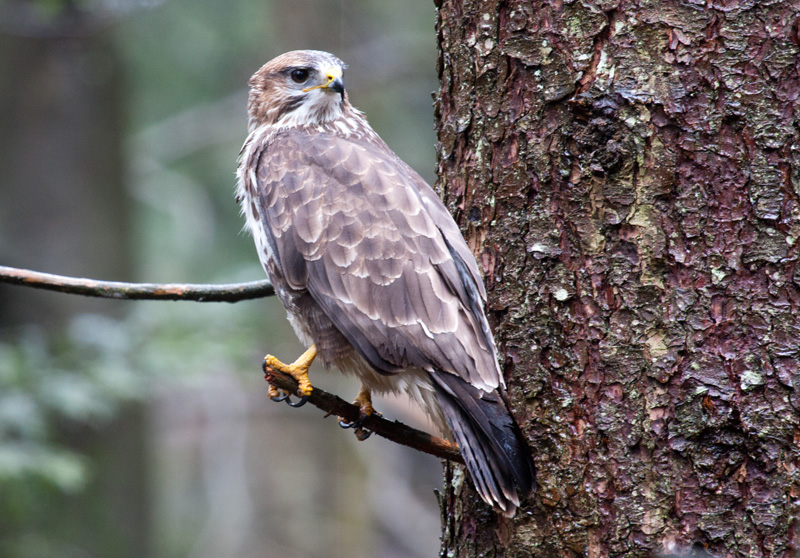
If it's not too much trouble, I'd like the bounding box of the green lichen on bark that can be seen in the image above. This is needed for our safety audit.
[435,0,800,556]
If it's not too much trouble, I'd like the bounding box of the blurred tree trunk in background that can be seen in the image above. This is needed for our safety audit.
[434,1,800,555]
[0,7,146,557]
[0,8,129,325]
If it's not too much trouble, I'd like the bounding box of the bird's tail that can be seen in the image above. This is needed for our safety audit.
[432,373,535,517]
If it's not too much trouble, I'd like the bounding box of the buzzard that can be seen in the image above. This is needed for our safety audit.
[236,50,534,516]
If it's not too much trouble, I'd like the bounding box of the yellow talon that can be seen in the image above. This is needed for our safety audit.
[342,384,380,441]
[264,344,316,397]
[353,384,375,418]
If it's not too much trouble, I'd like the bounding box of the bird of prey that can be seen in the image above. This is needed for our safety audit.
[236,50,534,516]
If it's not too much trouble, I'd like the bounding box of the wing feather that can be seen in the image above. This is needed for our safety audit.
[254,128,501,390]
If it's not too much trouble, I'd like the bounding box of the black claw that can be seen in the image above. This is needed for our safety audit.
[270,391,308,407]
[287,394,309,408]
[339,414,369,430]
[270,391,290,402]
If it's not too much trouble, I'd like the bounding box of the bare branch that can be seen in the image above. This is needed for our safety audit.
[264,366,464,464]
[0,265,274,302]
[1,264,459,461]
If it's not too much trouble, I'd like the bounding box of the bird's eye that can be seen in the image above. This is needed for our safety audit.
[290,68,310,83]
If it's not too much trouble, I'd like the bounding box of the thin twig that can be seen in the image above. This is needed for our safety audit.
[0,265,274,302]
[264,366,464,464]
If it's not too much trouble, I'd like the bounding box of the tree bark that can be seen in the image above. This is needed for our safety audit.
[434,1,800,556]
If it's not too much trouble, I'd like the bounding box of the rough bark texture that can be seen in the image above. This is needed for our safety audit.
[434,1,800,556]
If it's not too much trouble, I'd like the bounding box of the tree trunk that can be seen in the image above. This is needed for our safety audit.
[0,9,146,557]
[0,10,130,326]
[434,1,800,556]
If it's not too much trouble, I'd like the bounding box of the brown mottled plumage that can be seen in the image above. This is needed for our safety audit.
[237,50,534,516]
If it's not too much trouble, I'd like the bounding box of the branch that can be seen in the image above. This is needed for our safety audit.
[264,367,464,464]
[0,264,459,460]
[0,265,274,302]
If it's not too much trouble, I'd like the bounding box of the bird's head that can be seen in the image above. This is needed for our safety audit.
[247,50,348,130]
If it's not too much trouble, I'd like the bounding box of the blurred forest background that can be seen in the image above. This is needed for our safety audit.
[0,0,441,556]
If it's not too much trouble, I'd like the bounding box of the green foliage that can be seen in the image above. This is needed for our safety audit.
[0,320,135,492]
[0,297,278,556]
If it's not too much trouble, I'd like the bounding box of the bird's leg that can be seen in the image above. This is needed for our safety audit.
[353,384,376,418]
[339,384,379,440]
[264,344,316,405]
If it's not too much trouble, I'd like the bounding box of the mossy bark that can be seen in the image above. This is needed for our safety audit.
[434,1,800,556]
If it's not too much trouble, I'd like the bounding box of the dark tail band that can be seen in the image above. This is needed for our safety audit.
[432,372,535,517]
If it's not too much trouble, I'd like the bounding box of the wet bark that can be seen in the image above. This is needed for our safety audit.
[434,1,800,556]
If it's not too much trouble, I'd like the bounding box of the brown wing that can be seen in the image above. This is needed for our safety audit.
[253,128,501,391]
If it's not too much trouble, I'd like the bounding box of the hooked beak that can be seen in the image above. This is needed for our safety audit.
[326,75,345,97]
[303,67,345,100]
